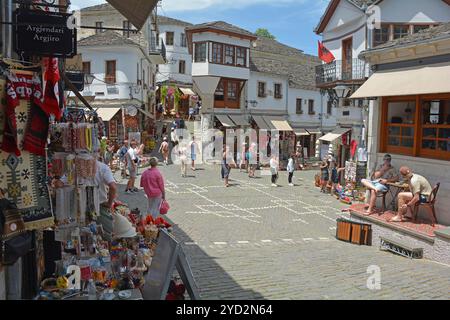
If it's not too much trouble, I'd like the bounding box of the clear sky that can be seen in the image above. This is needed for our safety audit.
[71,0,330,56]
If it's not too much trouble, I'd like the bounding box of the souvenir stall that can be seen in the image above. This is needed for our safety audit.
[1,0,183,301]
[329,148,367,205]
[0,63,56,299]
[35,110,180,300]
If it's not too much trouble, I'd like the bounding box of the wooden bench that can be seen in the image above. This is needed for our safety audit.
[380,237,423,259]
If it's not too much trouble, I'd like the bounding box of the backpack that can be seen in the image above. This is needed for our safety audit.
[0,198,32,266]
[118,146,128,160]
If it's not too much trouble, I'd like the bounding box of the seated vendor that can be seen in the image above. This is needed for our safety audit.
[361,154,399,215]
[390,166,433,222]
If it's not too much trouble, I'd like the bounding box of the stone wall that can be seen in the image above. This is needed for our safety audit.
[352,214,450,265]
[433,234,450,265]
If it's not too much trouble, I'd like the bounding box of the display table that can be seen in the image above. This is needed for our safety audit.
[386,182,410,211]
[66,288,143,300]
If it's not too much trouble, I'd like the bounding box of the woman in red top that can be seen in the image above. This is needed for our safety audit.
[140,157,166,219]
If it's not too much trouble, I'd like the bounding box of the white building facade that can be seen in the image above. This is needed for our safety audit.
[155,16,193,86]
[249,37,335,160]
[351,23,450,226]
[186,22,255,128]
[77,31,154,140]
[77,4,161,138]
[315,0,450,144]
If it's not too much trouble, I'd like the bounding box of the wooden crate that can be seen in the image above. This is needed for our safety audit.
[336,218,372,246]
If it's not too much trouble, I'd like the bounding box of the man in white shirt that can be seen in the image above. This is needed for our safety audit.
[125,140,138,194]
[270,155,279,187]
[95,160,117,210]
[95,158,117,240]
[287,153,295,187]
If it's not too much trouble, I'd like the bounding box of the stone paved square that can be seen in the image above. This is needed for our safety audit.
[117,164,450,300]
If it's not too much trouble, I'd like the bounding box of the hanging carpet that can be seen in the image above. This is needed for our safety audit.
[0,78,54,230]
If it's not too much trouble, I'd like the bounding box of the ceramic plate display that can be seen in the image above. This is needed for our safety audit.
[118,290,132,300]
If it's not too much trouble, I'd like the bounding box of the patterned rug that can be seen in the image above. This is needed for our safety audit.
[0,78,54,230]
[350,203,445,237]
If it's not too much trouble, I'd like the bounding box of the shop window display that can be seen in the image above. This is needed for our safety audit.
[381,96,450,160]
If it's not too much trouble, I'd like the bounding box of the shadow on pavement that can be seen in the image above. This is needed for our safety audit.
[115,179,266,300]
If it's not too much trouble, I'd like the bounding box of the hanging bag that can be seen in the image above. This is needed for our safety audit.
[159,200,170,215]
[0,198,32,266]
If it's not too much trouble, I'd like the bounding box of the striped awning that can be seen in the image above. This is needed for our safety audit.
[294,128,310,136]
[179,88,196,95]
[319,128,351,142]
[263,116,293,131]
[95,107,121,121]
[216,115,235,128]
[229,115,249,126]
[252,116,271,130]
[306,128,322,135]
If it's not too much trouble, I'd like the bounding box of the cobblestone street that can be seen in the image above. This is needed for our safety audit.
[116,164,450,300]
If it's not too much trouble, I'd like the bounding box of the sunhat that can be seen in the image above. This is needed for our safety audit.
[113,214,137,239]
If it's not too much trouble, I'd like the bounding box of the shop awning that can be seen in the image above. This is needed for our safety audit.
[95,107,121,121]
[306,128,322,135]
[351,63,450,99]
[263,117,293,131]
[252,116,272,130]
[229,115,249,126]
[216,115,235,128]
[179,88,196,95]
[106,0,158,31]
[294,128,310,136]
[319,128,352,142]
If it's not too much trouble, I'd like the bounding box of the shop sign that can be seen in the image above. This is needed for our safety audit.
[14,9,77,58]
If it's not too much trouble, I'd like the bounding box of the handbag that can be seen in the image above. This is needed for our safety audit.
[0,199,32,266]
[160,200,170,215]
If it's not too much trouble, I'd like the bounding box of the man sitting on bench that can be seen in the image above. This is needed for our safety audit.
[361,154,399,215]
[390,166,433,222]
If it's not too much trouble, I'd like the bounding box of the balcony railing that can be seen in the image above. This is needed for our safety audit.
[316,59,370,86]
[149,35,167,63]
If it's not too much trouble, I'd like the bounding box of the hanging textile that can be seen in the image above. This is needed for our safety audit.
[22,100,50,156]
[41,57,62,121]
[2,73,44,156]
[0,77,54,231]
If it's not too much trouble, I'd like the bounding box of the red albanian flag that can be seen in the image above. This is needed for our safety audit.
[318,41,336,64]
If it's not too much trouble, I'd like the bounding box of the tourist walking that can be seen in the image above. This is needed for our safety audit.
[189,136,199,171]
[140,157,166,219]
[287,153,295,187]
[320,158,330,193]
[222,146,236,187]
[178,137,188,177]
[135,142,145,176]
[105,140,115,168]
[248,142,257,178]
[171,128,178,148]
[239,143,248,173]
[125,140,138,194]
[159,137,170,165]
[270,155,279,187]
[117,140,129,178]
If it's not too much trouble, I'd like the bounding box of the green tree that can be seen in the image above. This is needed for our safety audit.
[255,28,276,40]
